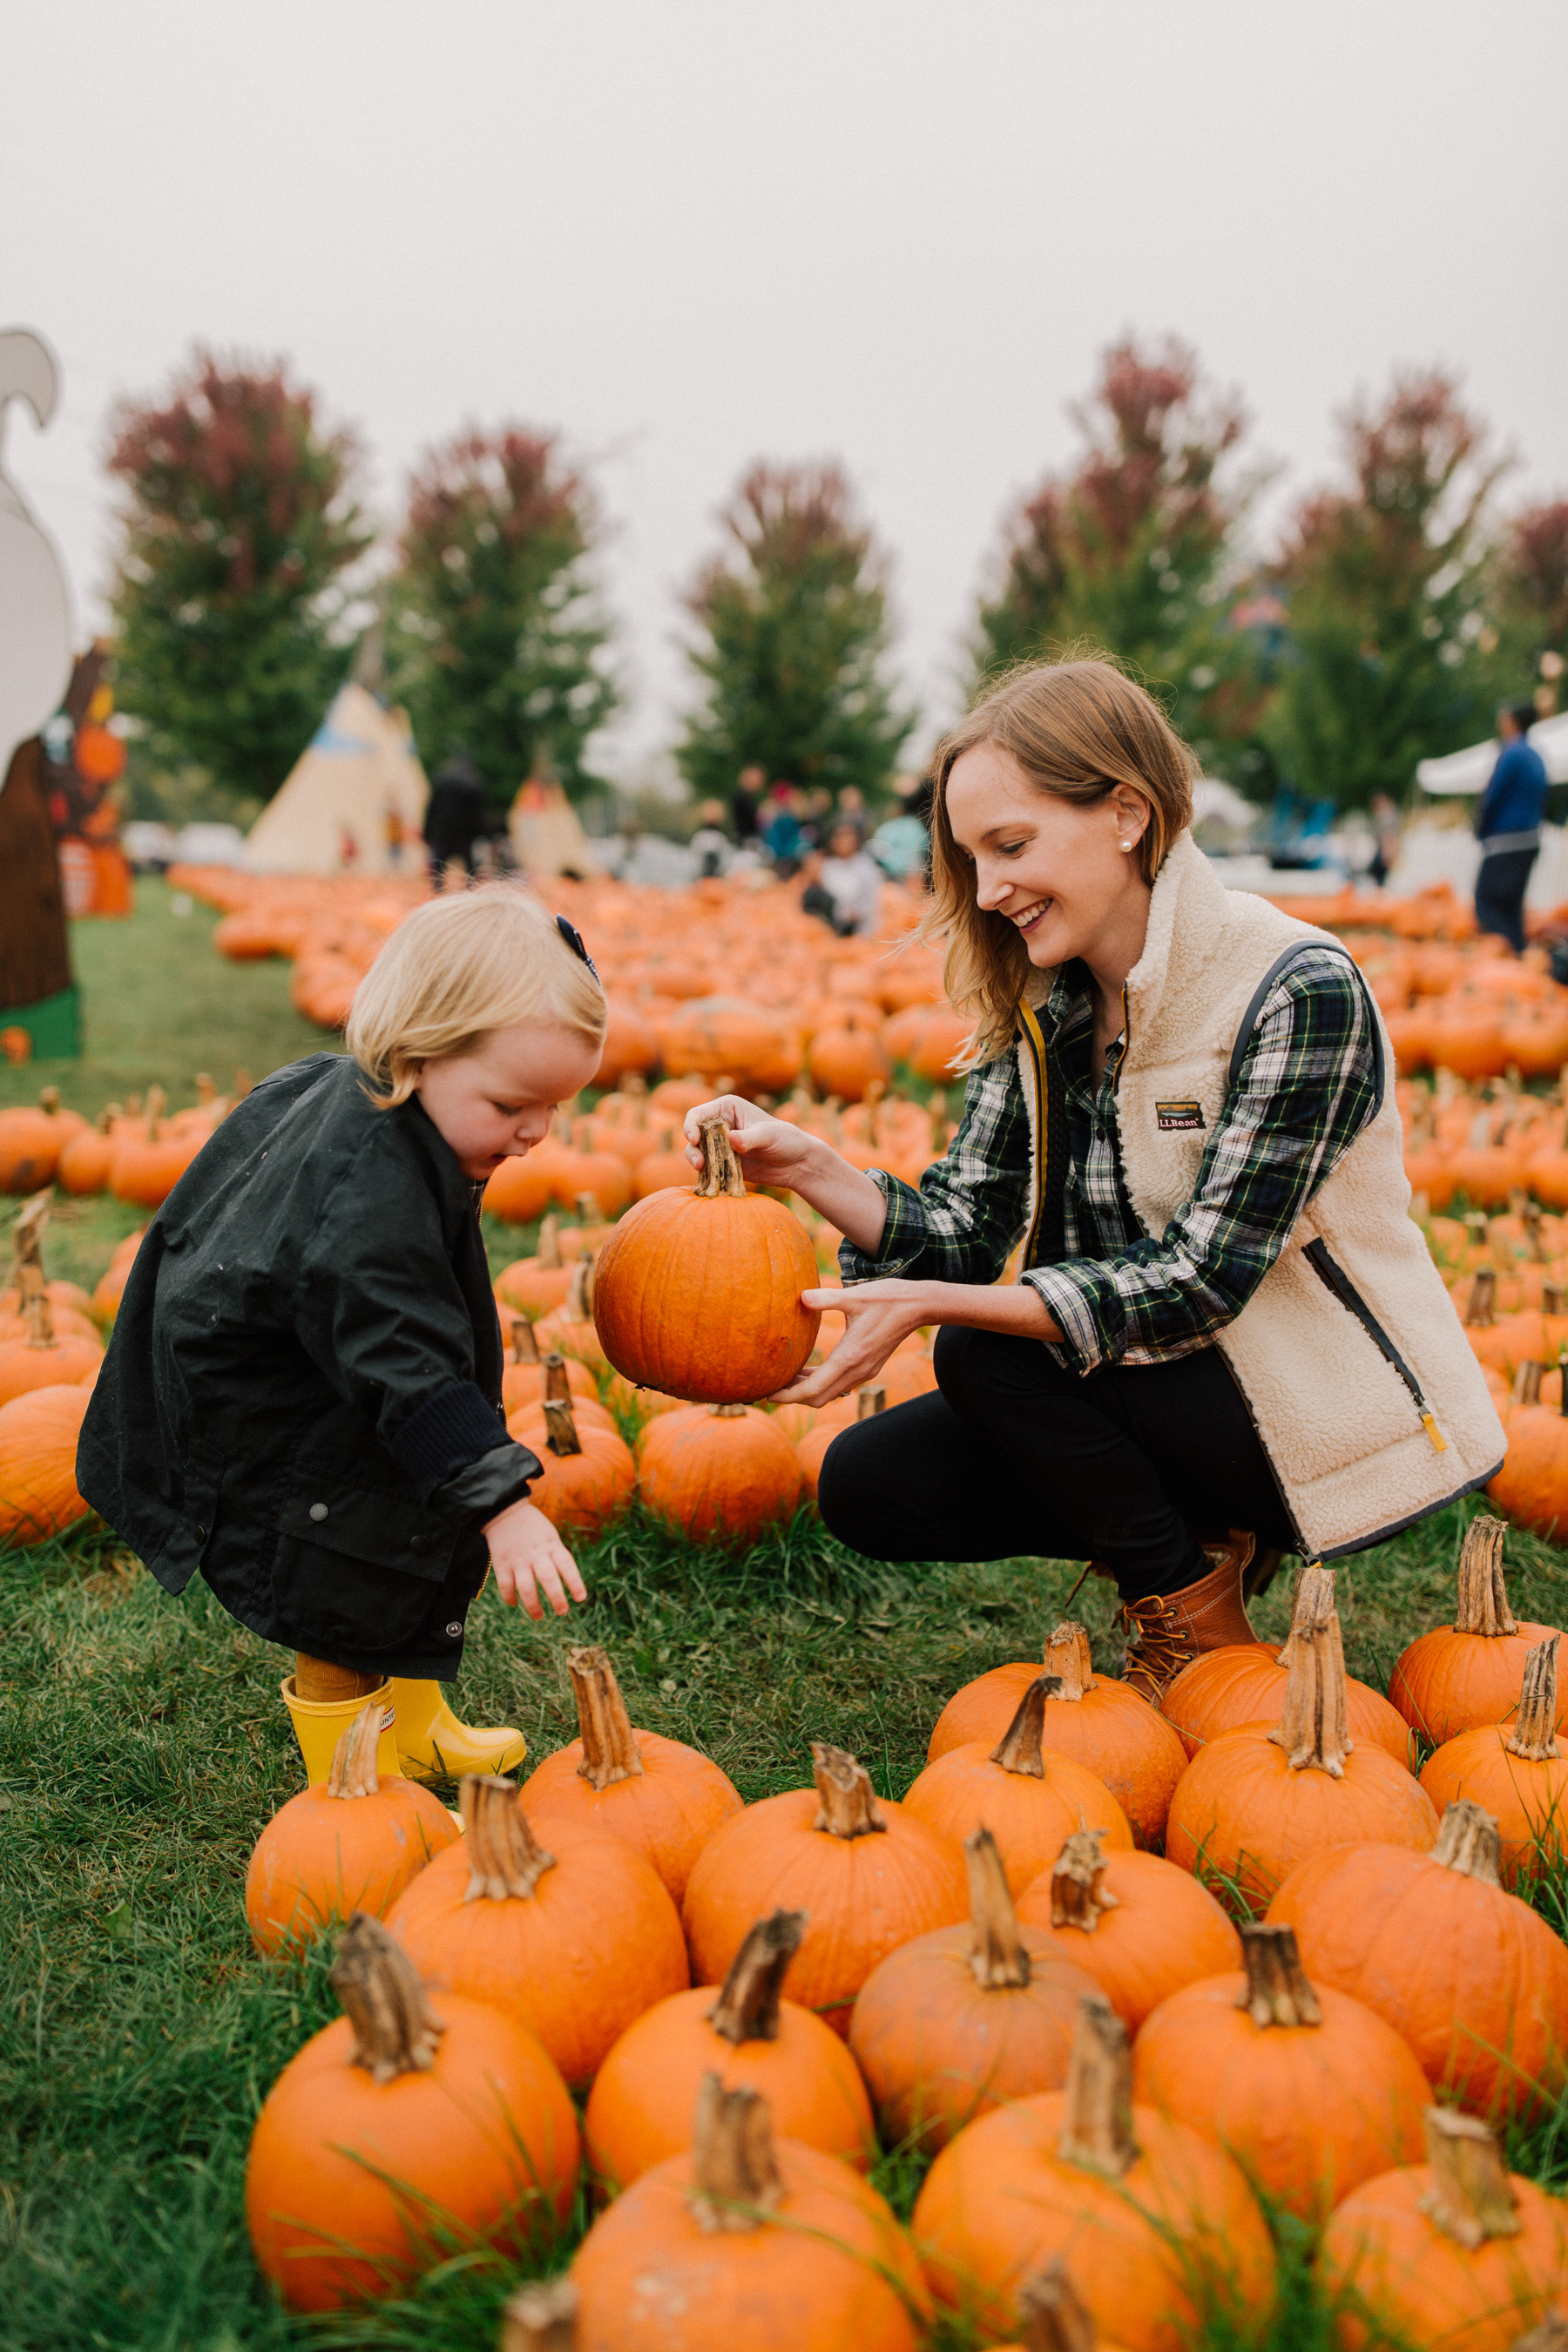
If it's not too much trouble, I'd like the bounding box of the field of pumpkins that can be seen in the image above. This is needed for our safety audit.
[3,861,1568,2350]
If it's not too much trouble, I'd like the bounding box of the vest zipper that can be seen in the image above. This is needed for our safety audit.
[1302,1238,1448,1452]
[1017,1002,1049,1270]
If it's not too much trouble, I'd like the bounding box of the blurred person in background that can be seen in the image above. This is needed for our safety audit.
[689,799,731,878]
[731,762,766,841]
[870,771,933,888]
[1368,792,1402,889]
[423,754,486,889]
[817,816,884,936]
[764,782,806,877]
[1474,700,1548,953]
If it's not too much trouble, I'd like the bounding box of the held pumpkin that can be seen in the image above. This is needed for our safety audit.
[912,1995,1275,2352]
[1266,1800,1568,2126]
[593,1118,820,1402]
[1130,1922,1429,2221]
[387,1774,689,2090]
[245,1700,461,1954]
[584,1909,875,2188]
[682,1742,969,2037]
[848,1827,1100,2151]
[1418,1635,1568,1889]
[902,1673,1133,1896]
[1317,2108,1567,2352]
[571,2076,928,2352]
[245,1913,579,2313]
[1014,1829,1242,2037]
[929,1623,1188,1848]
[1389,1516,1563,1744]
[638,1401,804,1546]
[518,1644,742,1903]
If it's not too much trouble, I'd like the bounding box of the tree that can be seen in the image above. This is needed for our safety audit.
[975,339,1264,774]
[107,352,368,818]
[677,463,915,802]
[385,428,616,808]
[1490,500,1568,701]
[1267,370,1511,808]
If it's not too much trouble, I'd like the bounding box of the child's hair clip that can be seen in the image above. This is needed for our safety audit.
[555,914,600,983]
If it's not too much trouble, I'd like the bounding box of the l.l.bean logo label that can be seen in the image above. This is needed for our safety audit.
[1155,1100,1206,1131]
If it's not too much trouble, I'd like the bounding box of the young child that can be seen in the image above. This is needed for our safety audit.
[78,888,605,1785]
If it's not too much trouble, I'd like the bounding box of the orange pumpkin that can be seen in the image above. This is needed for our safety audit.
[682,1743,969,2037]
[57,1109,118,1196]
[0,1088,85,1193]
[1131,1922,1429,2221]
[1419,1634,1568,1889]
[518,1644,741,1902]
[901,1673,1133,1896]
[1160,1622,1414,1768]
[659,997,803,1096]
[913,1995,1275,2352]
[1164,1568,1438,1907]
[109,1090,205,1207]
[495,1214,574,1318]
[499,1322,599,1414]
[593,1119,820,1402]
[571,2077,926,2352]
[508,1394,634,1538]
[244,1700,461,1953]
[483,1151,556,1225]
[0,1292,101,1405]
[638,1402,803,1546]
[245,1913,578,2312]
[531,1255,611,1375]
[1390,1514,1564,1743]
[584,1909,875,2188]
[929,1623,1187,1848]
[387,1774,689,2091]
[1489,1387,1568,1543]
[0,1382,92,1544]
[1014,1830,1242,2037]
[592,997,660,1089]
[848,1827,1099,2151]
[808,1012,891,1104]
[1317,2108,1566,2352]
[1266,1799,1568,2126]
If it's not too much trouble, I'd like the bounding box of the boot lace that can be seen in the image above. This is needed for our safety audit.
[1115,1593,1197,1693]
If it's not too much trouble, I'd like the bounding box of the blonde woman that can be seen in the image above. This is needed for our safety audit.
[79,889,605,1781]
[686,660,1503,1699]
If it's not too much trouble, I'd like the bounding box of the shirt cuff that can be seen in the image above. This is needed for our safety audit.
[837,1168,931,1283]
[1023,1264,1110,1375]
[434,1438,541,1523]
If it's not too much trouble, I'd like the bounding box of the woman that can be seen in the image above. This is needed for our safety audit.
[684,661,1503,1700]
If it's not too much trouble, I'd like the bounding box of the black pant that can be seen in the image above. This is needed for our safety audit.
[1474,848,1537,955]
[817,1325,1295,1603]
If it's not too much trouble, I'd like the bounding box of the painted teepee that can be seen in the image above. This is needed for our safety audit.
[246,684,429,875]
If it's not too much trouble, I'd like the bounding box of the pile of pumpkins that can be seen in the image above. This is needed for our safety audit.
[240,1517,1568,2349]
[0,1192,138,1546]
[0,1078,235,1207]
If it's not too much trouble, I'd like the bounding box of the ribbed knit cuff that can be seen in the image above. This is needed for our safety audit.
[392,1381,510,1497]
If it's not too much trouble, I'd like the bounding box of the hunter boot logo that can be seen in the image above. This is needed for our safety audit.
[1156,1100,1206,1131]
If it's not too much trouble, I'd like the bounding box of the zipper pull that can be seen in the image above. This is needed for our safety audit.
[1421,1411,1448,1454]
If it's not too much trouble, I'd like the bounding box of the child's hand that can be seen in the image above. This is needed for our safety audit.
[483,1497,587,1621]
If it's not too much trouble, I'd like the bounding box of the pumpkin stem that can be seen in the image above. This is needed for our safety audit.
[965,1827,1031,1989]
[687,2073,784,2233]
[1432,1799,1504,1884]
[855,1383,885,1419]
[1058,1995,1138,2179]
[39,1084,61,1117]
[460,1774,557,1901]
[96,1105,118,1134]
[566,1645,645,1788]
[1267,1565,1352,1778]
[1544,1278,1566,1314]
[706,1909,806,2044]
[326,1700,385,1799]
[1050,1829,1120,1931]
[574,1190,600,1227]
[1504,1635,1562,1762]
[1418,2107,1521,2248]
[1513,1359,1544,1408]
[24,1289,55,1349]
[510,1318,541,1368]
[195,1072,214,1105]
[564,1254,596,1321]
[499,2278,578,2352]
[10,1187,49,1278]
[990,1673,1064,1780]
[145,1084,166,1141]
[537,1213,563,1270]
[713,1402,747,1418]
[542,1396,583,1458]
[329,1911,444,2083]
[695,1118,749,1200]
[1452,1515,1517,1637]
[1237,1923,1322,2028]
[542,1349,575,1404]
[1016,2261,1097,2352]
[1512,2322,1568,2352]
[1465,1267,1497,1328]
[1044,1623,1095,1702]
[810,1742,887,1839]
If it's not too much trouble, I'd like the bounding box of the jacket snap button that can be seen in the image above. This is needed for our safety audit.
[308,1503,328,1522]
[445,1621,463,1638]
[408,1534,428,1555]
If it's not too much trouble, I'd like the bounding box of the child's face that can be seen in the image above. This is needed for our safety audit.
[415,1024,603,1179]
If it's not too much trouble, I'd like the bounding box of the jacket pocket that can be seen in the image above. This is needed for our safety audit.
[1302,1240,1447,1454]
[268,1476,464,1661]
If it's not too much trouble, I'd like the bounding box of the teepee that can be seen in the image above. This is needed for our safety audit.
[246,684,429,875]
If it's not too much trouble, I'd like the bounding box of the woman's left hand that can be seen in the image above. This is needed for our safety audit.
[770,1280,936,1407]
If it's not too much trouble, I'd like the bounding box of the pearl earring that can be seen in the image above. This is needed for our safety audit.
[1119,841,1133,852]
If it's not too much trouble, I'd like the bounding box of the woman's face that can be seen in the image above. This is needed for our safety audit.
[415,1023,602,1180]
[944,743,1152,970]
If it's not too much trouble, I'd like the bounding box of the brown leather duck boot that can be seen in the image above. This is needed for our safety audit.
[1117,1531,1260,1704]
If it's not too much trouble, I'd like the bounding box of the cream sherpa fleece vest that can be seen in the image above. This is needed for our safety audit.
[1015,830,1504,1560]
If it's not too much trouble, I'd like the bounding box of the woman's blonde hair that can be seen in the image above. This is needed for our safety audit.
[925,657,1196,1065]
[347,885,606,1107]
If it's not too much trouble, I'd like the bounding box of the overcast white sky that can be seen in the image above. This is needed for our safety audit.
[6,0,1567,786]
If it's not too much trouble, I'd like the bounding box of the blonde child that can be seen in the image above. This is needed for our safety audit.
[78,889,605,1783]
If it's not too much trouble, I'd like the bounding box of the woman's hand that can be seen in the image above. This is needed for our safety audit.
[770,1279,938,1406]
[483,1497,587,1621]
[682,1094,889,1249]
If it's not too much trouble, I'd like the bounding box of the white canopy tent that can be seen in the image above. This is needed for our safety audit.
[1416,712,1568,794]
[246,684,428,875]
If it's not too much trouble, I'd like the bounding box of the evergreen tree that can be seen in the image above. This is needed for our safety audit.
[107,353,369,818]
[385,427,615,807]
[677,463,914,801]
[1267,370,1510,807]
[976,339,1263,774]
[1490,500,1568,701]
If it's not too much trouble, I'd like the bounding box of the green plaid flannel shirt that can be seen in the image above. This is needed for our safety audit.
[841,948,1378,1372]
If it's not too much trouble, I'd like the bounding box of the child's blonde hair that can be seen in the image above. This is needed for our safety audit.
[347,886,606,1107]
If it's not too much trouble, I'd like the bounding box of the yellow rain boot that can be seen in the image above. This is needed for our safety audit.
[280,1675,402,1787]
[389,1677,527,1781]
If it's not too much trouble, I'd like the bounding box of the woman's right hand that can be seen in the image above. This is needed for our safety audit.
[681,1095,821,1192]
